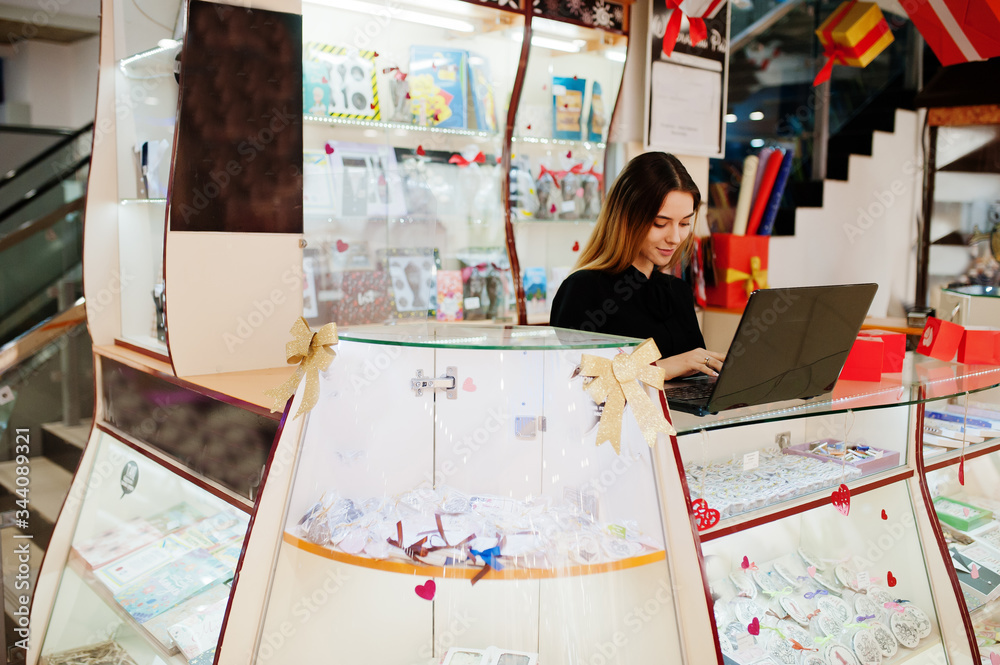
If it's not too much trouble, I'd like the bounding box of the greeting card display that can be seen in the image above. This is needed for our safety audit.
[436,270,464,322]
[468,53,498,133]
[523,266,547,316]
[328,141,407,219]
[380,248,439,319]
[338,270,394,326]
[304,42,380,120]
[303,149,336,215]
[114,548,231,623]
[552,76,586,140]
[72,517,163,569]
[409,46,468,128]
[587,81,606,142]
[458,250,511,320]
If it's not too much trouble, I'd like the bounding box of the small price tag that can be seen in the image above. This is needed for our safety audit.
[552,84,567,96]
[464,296,481,310]
[743,451,760,471]
[561,200,577,213]
[857,570,870,589]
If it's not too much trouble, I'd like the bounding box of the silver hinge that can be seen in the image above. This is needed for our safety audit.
[411,367,458,399]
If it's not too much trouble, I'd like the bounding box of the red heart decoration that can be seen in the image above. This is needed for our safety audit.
[550,204,557,213]
[831,483,850,516]
[526,124,532,130]
[741,556,751,570]
[807,566,816,577]
[990,652,999,665]
[324,142,334,155]
[964,507,971,517]
[336,239,349,252]
[573,75,578,79]
[321,76,328,84]
[564,103,569,109]
[747,617,760,636]
[416,145,426,157]
[566,150,572,159]
[415,579,435,600]
[691,498,720,531]
[959,458,965,485]
[972,563,981,579]
[373,51,380,58]
[881,509,887,520]
[405,92,411,99]
[370,103,376,109]
[886,571,896,587]
[462,377,477,392]
[572,241,580,252]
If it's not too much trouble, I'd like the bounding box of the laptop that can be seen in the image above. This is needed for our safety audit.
[665,283,878,416]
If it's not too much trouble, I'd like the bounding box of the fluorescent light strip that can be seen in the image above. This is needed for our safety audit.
[307,0,475,32]
[510,32,583,53]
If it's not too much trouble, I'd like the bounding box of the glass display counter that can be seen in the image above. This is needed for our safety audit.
[239,323,688,664]
[670,352,1000,664]
[921,383,1000,663]
[29,350,281,665]
[299,0,525,328]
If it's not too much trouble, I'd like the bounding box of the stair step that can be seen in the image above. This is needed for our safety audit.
[0,457,72,527]
[41,420,90,475]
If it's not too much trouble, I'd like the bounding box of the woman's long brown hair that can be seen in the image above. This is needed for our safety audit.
[575,152,701,273]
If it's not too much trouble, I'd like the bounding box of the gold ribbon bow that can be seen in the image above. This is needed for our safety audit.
[724,255,768,297]
[579,338,676,454]
[264,317,339,418]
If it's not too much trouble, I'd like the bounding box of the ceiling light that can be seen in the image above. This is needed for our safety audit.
[604,49,627,62]
[749,111,764,121]
[750,138,765,148]
[725,113,738,123]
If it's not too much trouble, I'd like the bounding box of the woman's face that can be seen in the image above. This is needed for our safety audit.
[633,190,695,276]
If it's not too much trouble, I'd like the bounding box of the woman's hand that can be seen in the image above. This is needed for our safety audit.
[656,348,726,381]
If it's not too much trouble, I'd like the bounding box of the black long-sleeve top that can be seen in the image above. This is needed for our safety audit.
[550,266,705,358]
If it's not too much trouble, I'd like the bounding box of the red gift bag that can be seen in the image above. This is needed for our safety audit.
[705,234,770,309]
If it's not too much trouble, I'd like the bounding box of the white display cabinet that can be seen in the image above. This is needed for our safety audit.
[219,323,711,665]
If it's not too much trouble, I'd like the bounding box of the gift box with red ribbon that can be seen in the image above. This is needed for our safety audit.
[916,316,964,361]
[705,233,769,309]
[813,0,894,86]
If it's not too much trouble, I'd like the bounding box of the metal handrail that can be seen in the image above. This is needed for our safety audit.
[731,0,807,52]
[0,300,87,378]
[0,197,85,254]
[0,122,94,190]
[0,155,90,226]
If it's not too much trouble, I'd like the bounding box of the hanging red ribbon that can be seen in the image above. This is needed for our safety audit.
[688,17,708,46]
[538,164,561,187]
[662,0,684,57]
[585,166,604,185]
[448,151,485,166]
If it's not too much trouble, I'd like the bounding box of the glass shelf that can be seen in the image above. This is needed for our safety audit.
[338,322,638,349]
[304,113,498,138]
[671,354,1000,436]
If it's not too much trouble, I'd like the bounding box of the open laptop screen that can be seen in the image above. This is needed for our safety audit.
[707,283,878,412]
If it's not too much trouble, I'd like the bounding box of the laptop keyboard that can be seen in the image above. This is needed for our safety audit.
[663,383,714,400]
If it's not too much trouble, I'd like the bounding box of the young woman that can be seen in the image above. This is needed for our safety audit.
[549,152,725,380]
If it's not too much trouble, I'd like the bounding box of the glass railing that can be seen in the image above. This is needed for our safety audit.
[0,198,85,345]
